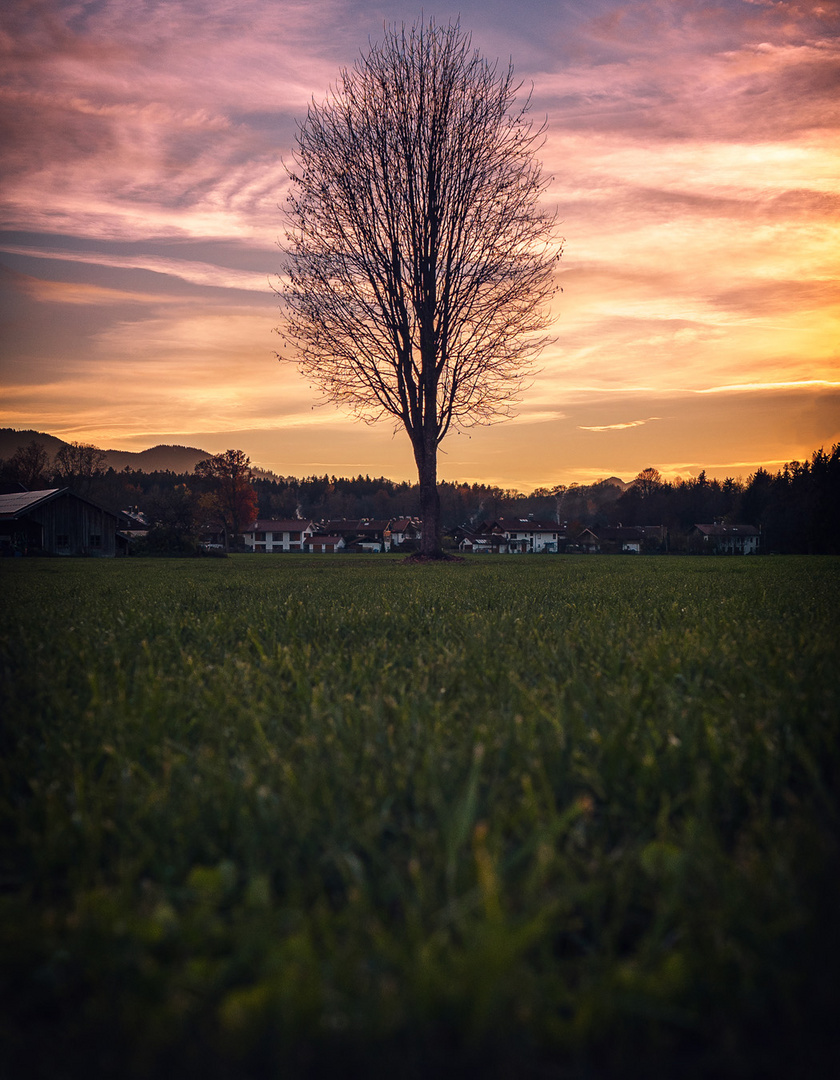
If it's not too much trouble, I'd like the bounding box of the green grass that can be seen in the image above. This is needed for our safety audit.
[2,555,839,1078]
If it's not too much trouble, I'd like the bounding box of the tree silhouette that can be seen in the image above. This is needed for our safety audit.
[633,467,663,499]
[195,450,258,551]
[7,440,50,490]
[279,19,561,556]
[53,441,106,495]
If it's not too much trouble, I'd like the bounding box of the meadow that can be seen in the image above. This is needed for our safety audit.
[2,554,838,1078]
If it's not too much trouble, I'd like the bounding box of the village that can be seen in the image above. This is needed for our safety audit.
[240,516,760,556]
[1,487,761,557]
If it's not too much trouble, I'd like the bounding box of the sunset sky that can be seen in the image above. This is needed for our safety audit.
[1,0,838,489]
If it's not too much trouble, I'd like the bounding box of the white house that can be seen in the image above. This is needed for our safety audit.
[243,520,315,552]
[490,518,562,553]
[387,517,422,549]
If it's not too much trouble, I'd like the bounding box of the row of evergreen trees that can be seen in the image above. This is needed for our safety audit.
[2,441,838,553]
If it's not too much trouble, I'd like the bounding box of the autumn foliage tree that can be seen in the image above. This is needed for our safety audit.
[279,19,561,556]
[195,449,259,551]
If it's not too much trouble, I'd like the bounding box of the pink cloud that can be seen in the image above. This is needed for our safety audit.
[1,1,838,488]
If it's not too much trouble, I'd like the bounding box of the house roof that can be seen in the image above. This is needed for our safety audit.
[487,517,559,534]
[319,519,389,536]
[596,526,644,541]
[462,532,508,545]
[249,520,313,532]
[694,523,759,537]
[353,521,391,535]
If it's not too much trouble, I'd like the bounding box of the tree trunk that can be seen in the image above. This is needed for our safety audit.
[416,439,443,557]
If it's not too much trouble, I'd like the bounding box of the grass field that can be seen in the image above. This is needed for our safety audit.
[2,555,839,1078]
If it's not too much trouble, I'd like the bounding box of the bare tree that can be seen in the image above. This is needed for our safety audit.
[279,19,561,556]
[7,440,50,490]
[634,467,663,499]
[53,441,106,494]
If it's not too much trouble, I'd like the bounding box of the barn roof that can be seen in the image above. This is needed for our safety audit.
[0,488,123,523]
[0,488,64,518]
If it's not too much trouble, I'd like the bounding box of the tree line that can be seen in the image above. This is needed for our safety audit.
[2,439,838,553]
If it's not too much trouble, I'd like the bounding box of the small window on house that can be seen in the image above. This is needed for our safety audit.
[89,534,102,547]
[56,534,69,547]
[255,531,266,541]
[290,531,300,540]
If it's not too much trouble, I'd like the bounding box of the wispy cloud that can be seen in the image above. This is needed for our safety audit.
[696,379,840,394]
[579,417,662,432]
[1,244,271,293]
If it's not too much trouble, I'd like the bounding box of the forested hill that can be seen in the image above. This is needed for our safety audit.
[0,429,210,473]
[100,445,212,472]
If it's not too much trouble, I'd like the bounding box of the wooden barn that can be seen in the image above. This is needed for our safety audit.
[0,488,129,557]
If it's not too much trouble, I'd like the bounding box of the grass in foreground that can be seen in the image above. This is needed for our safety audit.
[1,555,839,1078]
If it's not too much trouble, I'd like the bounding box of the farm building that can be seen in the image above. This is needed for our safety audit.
[0,488,129,557]
[568,528,600,554]
[587,525,667,554]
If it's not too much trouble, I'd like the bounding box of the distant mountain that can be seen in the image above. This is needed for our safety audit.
[0,429,68,460]
[0,429,212,474]
[101,445,212,472]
